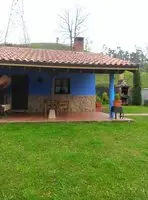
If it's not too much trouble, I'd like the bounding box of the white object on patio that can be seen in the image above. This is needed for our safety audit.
[1,104,11,112]
[48,109,56,119]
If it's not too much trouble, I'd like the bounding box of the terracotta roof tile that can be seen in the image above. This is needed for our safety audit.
[0,46,137,68]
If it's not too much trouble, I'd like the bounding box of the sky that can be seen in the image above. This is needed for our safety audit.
[0,0,148,52]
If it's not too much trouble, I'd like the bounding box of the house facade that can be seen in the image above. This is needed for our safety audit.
[0,38,138,116]
[0,67,96,113]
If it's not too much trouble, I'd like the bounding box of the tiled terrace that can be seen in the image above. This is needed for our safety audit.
[0,112,132,123]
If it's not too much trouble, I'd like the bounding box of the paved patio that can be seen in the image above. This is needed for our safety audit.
[125,113,148,116]
[0,112,133,123]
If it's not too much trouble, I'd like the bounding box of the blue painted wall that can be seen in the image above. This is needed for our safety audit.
[0,67,95,96]
[54,73,96,95]
[28,72,52,95]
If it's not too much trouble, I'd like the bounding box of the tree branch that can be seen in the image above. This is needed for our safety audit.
[58,7,89,50]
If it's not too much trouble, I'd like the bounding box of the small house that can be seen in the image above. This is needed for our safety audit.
[0,38,138,117]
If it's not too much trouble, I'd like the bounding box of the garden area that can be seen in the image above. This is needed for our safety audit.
[0,115,148,200]
[96,71,148,88]
[96,70,148,114]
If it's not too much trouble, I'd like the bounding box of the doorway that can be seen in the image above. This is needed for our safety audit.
[11,75,29,111]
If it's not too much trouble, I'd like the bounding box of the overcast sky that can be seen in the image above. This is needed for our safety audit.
[0,0,148,52]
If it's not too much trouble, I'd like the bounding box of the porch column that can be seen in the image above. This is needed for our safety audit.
[109,73,115,118]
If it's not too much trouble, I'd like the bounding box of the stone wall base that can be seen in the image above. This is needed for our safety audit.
[28,95,96,113]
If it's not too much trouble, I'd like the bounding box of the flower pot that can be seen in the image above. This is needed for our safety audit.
[113,100,122,107]
[96,102,102,112]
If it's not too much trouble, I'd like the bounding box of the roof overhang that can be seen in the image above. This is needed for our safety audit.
[0,61,138,74]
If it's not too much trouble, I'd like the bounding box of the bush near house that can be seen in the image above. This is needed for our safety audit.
[132,71,142,105]
[101,92,109,104]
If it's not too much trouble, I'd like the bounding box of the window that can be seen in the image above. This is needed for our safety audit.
[54,78,70,94]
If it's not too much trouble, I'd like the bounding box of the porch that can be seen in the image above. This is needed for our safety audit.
[0,112,132,123]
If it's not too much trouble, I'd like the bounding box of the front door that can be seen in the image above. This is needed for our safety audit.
[0,90,4,104]
[11,75,29,110]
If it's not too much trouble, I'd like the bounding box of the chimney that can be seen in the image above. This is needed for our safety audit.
[73,37,84,52]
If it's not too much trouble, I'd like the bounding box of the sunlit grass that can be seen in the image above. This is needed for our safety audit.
[0,117,148,199]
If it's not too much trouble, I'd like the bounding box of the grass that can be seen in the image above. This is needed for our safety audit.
[0,117,148,200]
[31,43,70,51]
[102,105,148,114]
[123,106,148,113]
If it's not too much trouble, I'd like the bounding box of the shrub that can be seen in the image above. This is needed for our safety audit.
[132,71,142,105]
[115,93,121,100]
[96,95,103,103]
[102,92,109,104]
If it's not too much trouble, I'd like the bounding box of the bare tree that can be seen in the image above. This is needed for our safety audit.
[85,38,93,52]
[59,7,89,50]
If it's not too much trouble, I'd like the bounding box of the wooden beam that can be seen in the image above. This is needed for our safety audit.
[38,68,41,72]
[9,66,11,73]
[0,62,138,72]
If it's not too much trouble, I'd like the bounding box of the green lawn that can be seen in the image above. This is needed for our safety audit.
[0,118,148,200]
[123,106,148,113]
[102,105,148,114]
